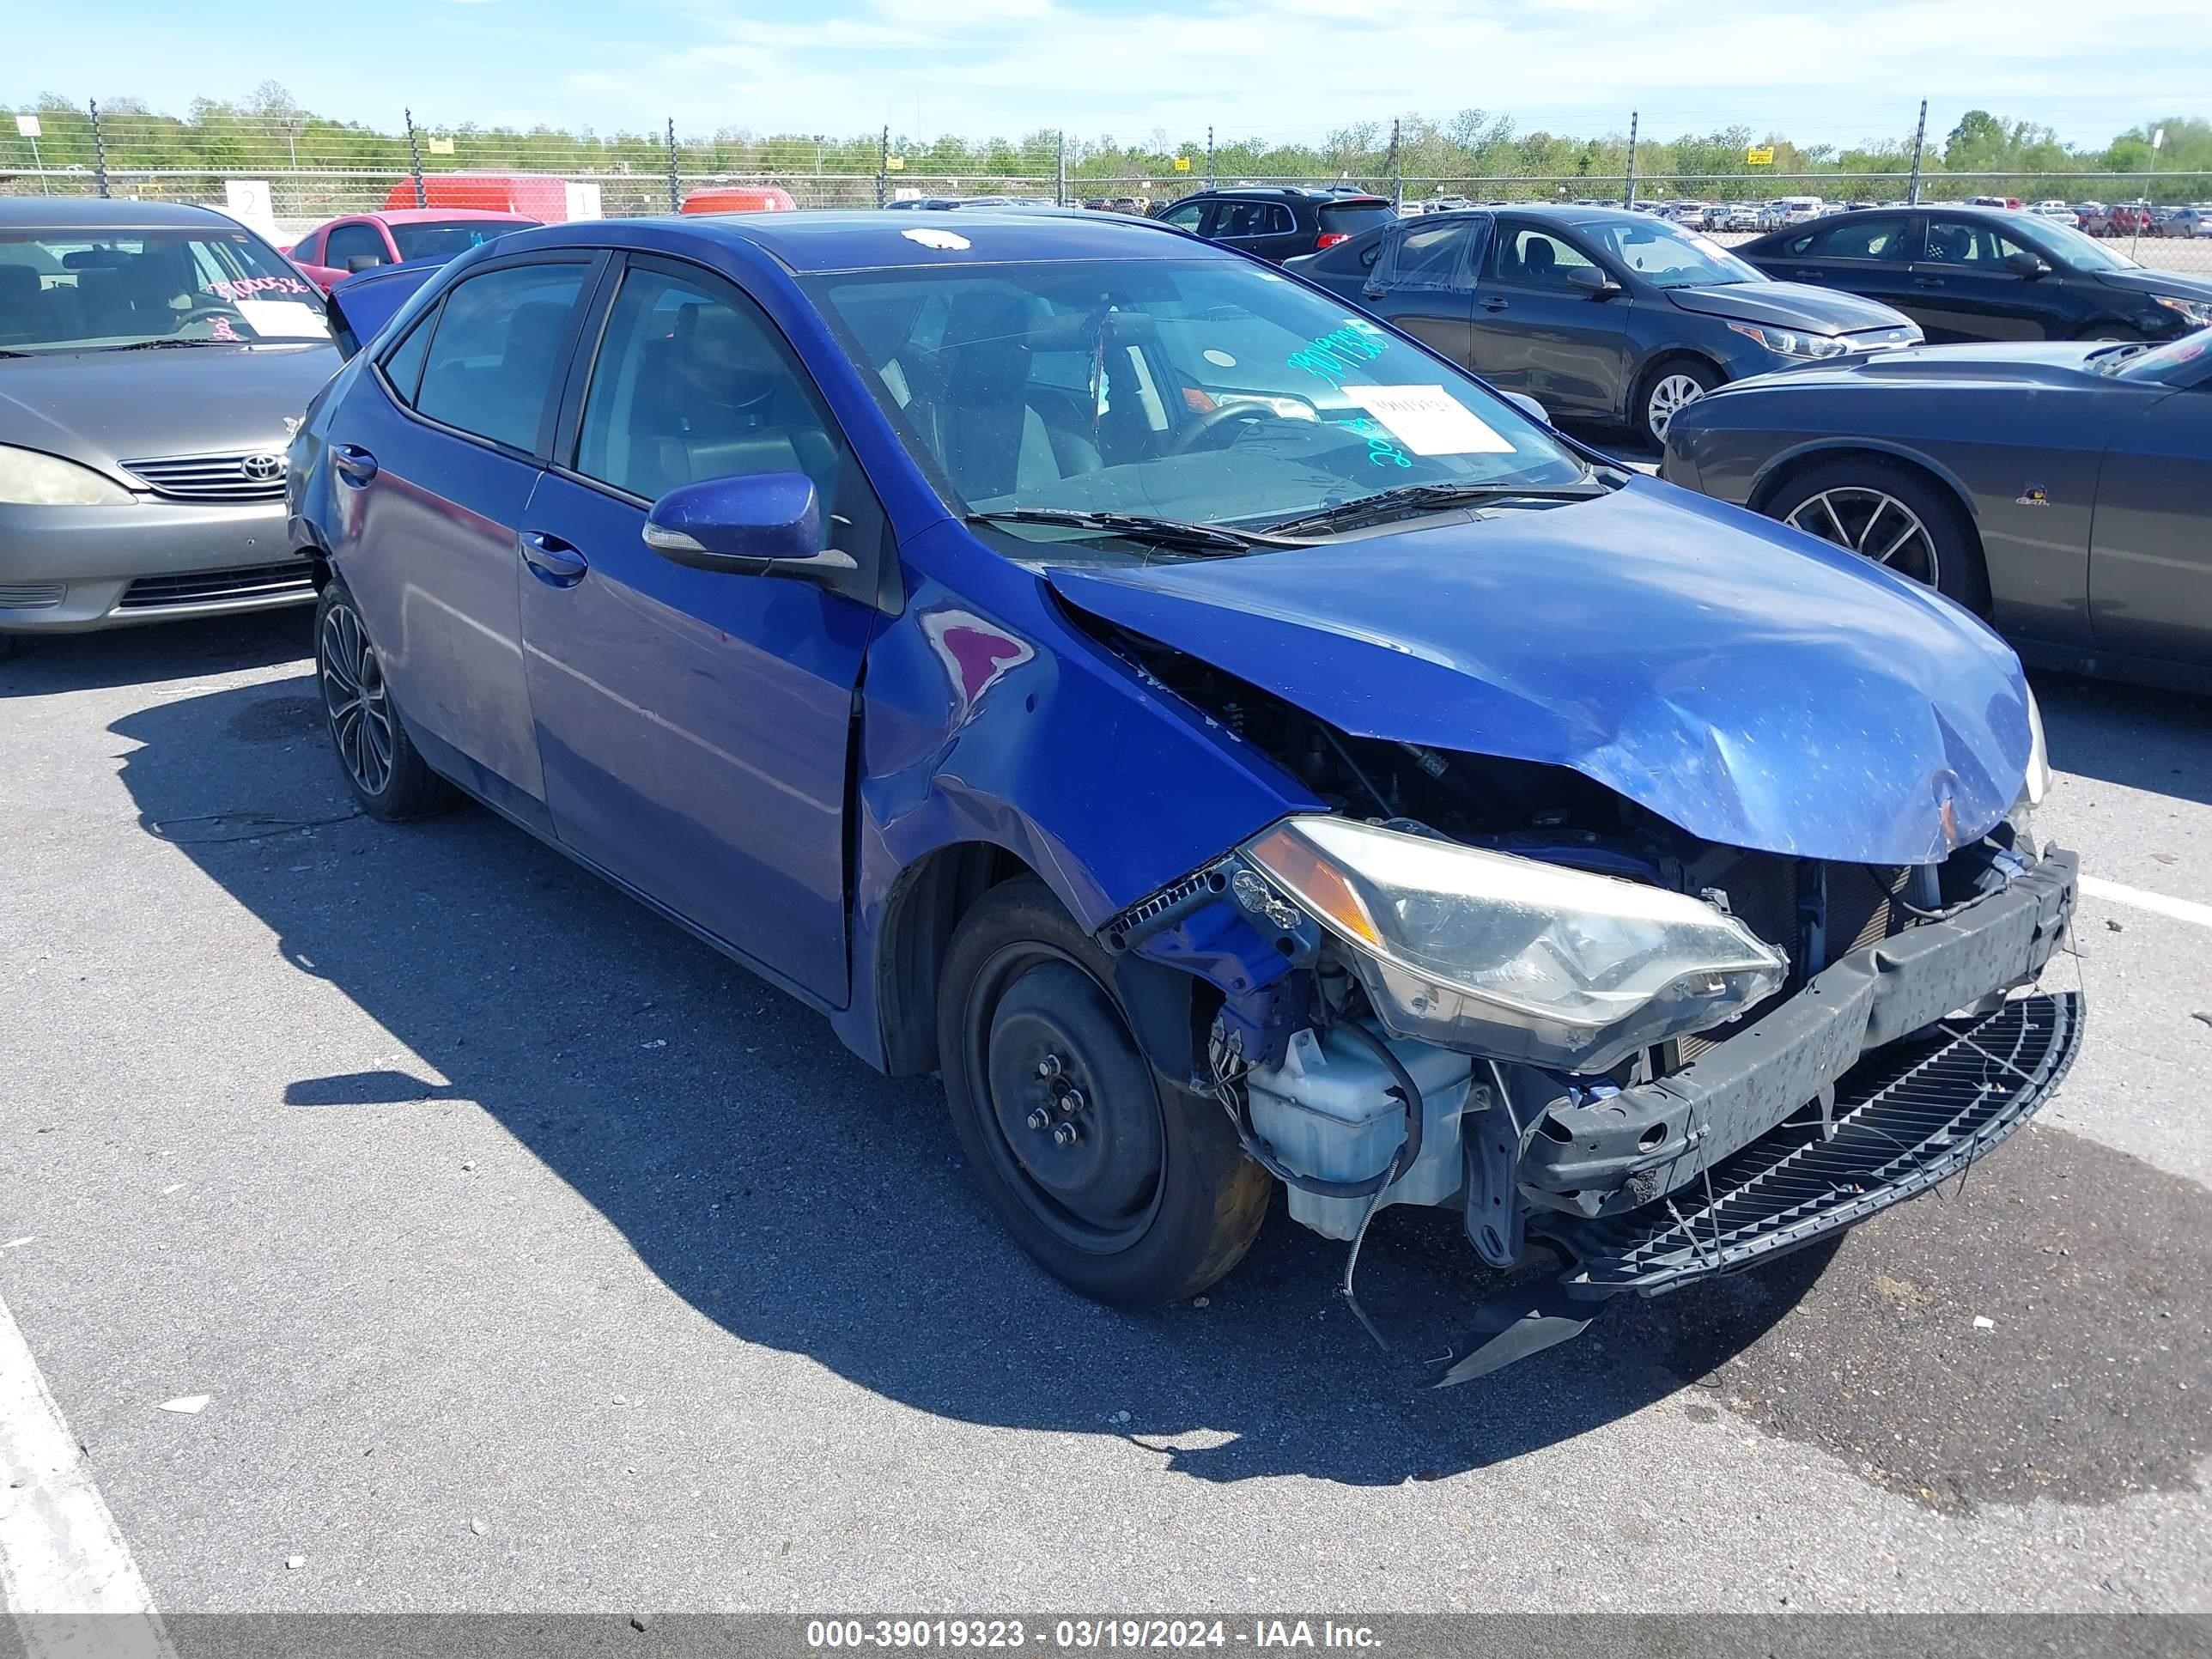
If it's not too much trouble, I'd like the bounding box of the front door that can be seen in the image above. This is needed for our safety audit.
[1361,216,1486,365]
[336,254,597,827]
[2089,372,2212,669]
[1905,216,2055,342]
[518,256,882,1002]
[1468,220,1633,418]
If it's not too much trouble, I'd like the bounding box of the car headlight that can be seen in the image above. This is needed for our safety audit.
[2023,684,2051,807]
[2152,294,2212,327]
[1243,817,1788,1073]
[1724,321,1856,360]
[0,445,133,507]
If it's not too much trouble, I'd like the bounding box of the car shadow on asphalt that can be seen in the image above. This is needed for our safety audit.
[0,610,311,698]
[2030,667,2212,809]
[106,672,2212,1496]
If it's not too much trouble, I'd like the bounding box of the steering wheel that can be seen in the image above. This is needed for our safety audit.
[1167,402,1303,456]
[175,303,246,331]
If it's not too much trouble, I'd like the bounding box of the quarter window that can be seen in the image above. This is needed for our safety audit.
[412,262,588,453]
[574,264,842,520]
[379,305,436,405]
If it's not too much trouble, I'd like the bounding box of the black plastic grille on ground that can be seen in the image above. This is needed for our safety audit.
[1552,992,2083,1296]
[118,562,315,611]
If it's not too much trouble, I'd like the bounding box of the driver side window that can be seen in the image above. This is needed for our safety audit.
[1488,226,1596,290]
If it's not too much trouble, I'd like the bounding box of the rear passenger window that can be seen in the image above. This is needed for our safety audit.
[412,262,588,453]
[324,224,387,271]
[1379,220,1479,290]
[574,264,841,523]
[1802,216,1910,261]
[1216,203,1291,238]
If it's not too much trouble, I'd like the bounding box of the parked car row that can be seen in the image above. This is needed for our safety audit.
[7,191,2190,1386]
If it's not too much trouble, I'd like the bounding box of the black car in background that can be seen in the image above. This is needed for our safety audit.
[1152,186,1395,263]
[1661,331,2212,692]
[1736,206,2212,344]
[1288,205,1919,442]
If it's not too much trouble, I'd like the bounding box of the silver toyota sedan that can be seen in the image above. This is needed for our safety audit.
[0,198,340,656]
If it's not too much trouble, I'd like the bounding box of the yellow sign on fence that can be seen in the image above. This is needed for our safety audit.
[1745,145,1775,166]
[885,155,905,171]
[1173,156,1190,172]
[427,137,456,155]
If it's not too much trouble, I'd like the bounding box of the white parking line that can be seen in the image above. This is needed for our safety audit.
[2081,873,2212,933]
[0,1291,175,1659]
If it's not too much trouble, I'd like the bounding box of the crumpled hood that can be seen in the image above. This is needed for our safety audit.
[0,344,337,474]
[1666,280,1914,336]
[1046,477,2030,866]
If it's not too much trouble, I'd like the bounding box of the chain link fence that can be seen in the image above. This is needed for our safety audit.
[6,100,2210,270]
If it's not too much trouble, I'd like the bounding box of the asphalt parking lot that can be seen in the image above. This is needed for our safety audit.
[3,607,2209,1618]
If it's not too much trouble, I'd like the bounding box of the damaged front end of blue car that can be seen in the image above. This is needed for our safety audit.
[1049,532,2082,1384]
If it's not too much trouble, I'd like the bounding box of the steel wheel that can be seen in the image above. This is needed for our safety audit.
[960,940,1166,1256]
[1784,486,1942,588]
[1645,371,1711,442]
[319,599,394,798]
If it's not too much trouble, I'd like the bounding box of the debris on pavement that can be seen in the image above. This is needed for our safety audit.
[1973,1316,1996,1331]
[469,1517,487,1535]
[286,1555,306,1571]
[158,1395,211,1414]
[2,1237,34,1249]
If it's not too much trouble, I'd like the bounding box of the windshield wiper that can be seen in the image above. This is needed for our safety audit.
[91,337,234,351]
[1264,480,1607,537]
[965,507,1292,554]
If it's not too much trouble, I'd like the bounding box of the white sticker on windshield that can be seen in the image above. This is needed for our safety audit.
[1342,385,1514,455]
[234,299,330,339]
[901,227,971,252]
[1202,349,1237,368]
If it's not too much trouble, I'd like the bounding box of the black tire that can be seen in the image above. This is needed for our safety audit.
[314,578,457,822]
[1764,457,1991,616]
[1636,355,1722,447]
[935,877,1270,1307]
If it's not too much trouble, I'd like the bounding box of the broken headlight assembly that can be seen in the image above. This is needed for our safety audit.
[1243,816,1787,1073]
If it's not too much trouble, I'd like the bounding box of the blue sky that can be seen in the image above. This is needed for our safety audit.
[9,0,2208,147]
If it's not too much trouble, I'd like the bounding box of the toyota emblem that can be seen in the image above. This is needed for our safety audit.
[240,453,284,483]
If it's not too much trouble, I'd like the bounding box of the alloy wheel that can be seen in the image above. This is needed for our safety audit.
[319,600,395,797]
[1646,373,1708,441]
[1784,486,1942,588]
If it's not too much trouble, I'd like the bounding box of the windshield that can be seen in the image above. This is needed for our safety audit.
[387,219,538,262]
[803,256,1589,541]
[1581,219,1765,288]
[2021,216,2141,272]
[2106,328,2211,384]
[0,227,328,352]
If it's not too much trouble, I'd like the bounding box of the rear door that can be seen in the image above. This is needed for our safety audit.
[1906,216,2057,342]
[517,253,885,1001]
[1212,199,1300,263]
[331,252,599,829]
[1762,213,1918,314]
[2088,364,2212,669]
[1358,216,1486,364]
[1468,219,1634,417]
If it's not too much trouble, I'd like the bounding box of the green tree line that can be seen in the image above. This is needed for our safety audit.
[7,84,2209,204]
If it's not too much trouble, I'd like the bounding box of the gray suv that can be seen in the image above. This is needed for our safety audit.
[0,199,339,656]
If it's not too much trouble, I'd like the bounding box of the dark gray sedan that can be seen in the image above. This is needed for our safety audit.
[0,198,339,657]
[1661,331,2212,691]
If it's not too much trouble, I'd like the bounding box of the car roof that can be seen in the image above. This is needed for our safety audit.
[0,197,240,230]
[507,208,1220,272]
[1187,186,1390,204]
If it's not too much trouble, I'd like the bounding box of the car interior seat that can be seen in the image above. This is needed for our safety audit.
[915,290,1103,503]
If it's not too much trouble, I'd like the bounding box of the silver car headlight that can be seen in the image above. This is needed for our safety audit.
[1244,817,1788,1073]
[2153,295,2212,327]
[0,445,133,507]
[1724,321,1855,360]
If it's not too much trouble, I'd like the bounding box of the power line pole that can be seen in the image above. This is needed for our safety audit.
[1205,125,1214,189]
[1054,131,1066,207]
[1906,98,1927,206]
[1388,118,1402,209]
[876,124,889,209]
[665,118,680,213]
[404,108,426,209]
[1622,110,1638,207]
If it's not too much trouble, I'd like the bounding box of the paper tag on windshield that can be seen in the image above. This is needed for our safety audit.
[1343,385,1513,455]
[234,300,330,339]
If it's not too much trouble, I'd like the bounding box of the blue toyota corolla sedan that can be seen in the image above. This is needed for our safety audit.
[290,210,2080,1382]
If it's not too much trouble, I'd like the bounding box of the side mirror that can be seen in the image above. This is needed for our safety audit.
[1565,264,1626,299]
[344,253,384,273]
[1500,391,1551,427]
[2003,250,2049,278]
[642,471,857,580]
